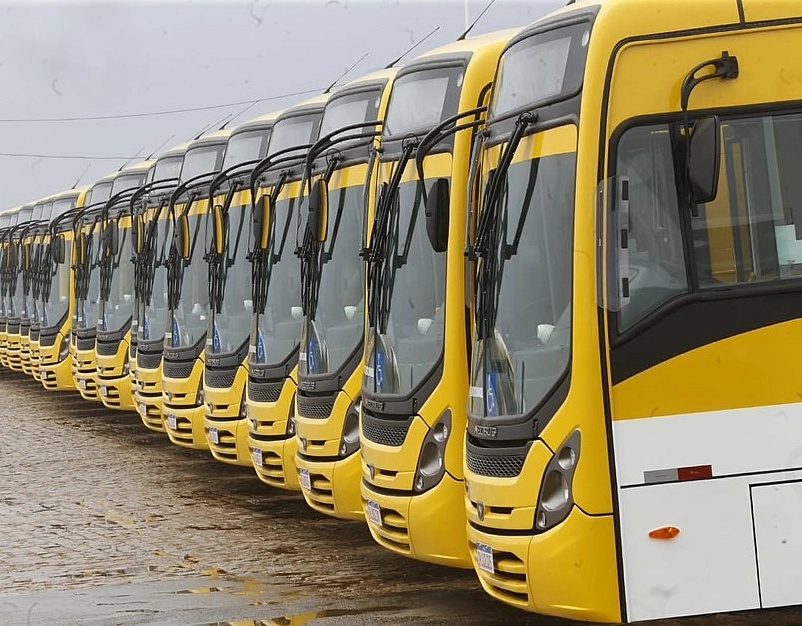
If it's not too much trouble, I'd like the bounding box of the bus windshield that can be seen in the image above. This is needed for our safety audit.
[154,155,183,182]
[42,238,72,330]
[469,132,576,419]
[99,218,134,334]
[180,146,224,183]
[140,217,173,345]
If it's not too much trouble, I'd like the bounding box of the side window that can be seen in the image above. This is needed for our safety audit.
[615,125,688,330]
[694,113,802,285]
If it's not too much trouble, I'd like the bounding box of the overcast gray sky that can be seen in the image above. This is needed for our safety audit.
[0,0,562,209]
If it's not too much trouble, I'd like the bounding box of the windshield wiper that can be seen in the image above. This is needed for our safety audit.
[471,110,536,341]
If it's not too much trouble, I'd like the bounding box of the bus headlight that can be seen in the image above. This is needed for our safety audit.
[58,335,70,362]
[413,410,452,493]
[239,391,248,419]
[286,397,296,436]
[339,396,361,458]
[535,430,580,532]
[195,378,205,407]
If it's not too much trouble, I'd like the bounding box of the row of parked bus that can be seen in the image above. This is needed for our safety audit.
[3,1,802,622]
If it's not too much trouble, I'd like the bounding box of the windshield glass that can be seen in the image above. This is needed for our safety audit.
[319,90,379,139]
[89,182,113,207]
[76,227,101,332]
[99,220,134,334]
[31,204,44,221]
[180,146,225,183]
[491,22,590,120]
[209,198,252,355]
[40,202,54,221]
[383,65,463,138]
[42,238,72,330]
[165,211,209,349]
[249,196,302,367]
[268,115,318,158]
[154,155,183,181]
[140,216,173,345]
[112,172,147,197]
[8,240,22,319]
[469,130,575,419]
[363,173,447,396]
[52,197,76,218]
[223,129,271,169]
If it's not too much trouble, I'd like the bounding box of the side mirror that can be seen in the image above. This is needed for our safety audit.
[212,204,225,256]
[22,242,31,270]
[103,221,119,256]
[132,214,144,255]
[176,213,191,260]
[307,179,329,243]
[425,177,450,252]
[253,194,272,251]
[52,234,66,264]
[688,115,721,204]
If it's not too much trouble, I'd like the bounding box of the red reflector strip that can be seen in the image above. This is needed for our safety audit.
[677,464,713,481]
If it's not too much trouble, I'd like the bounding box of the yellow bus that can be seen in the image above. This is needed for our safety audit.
[244,93,329,490]
[0,206,22,368]
[162,129,230,449]
[18,197,51,377]
[359,31,513,567]
[95,160,151,410]
[463,0,802,622]
[6,202,36,372]
[294,68,397,519]
[202,113,278,465]
[36,187,88,390]
[72,173,117,400]
[132,144,187,431]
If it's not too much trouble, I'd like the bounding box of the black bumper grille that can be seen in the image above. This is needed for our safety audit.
[205,368,237,389]
[465,448,526,478]
[296,393,336,420]
[96,340,120,356]
[163,359,194,379]
[137,351,162,369]
[361,412,412,447]
[248,379,283,403]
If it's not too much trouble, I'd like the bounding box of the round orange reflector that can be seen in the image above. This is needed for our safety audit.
[649,526,680,540]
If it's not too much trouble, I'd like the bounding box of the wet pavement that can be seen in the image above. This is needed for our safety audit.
[1,369,802,625]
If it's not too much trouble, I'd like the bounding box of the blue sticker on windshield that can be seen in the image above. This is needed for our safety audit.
[172,318,180,346]
[42,309,48,326]
[375,348,385,391]
[256,329,265,363]
[81,310,86,328]
[143,315,150,340]
[307,339,316,373]
[102,312,108,332]
[485,371,499,417]
[212,321,221,353]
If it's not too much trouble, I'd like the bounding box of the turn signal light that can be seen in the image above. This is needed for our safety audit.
[649,526,680,540]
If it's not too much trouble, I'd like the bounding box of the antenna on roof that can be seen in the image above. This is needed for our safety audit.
[457,0,496,40]
[385,26,441,69]
[324,52,370,93]
[146,134,176,160]
[117,147,146,170]
[72,164,92,189]
[221,100,261,129]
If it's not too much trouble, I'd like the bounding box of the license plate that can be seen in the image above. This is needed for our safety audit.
[366,499,382,526]
[252,447,263,467]
[167,414,177,430]
[100,385,108,396]
[208,427,219,445]
[299,468,311,490]
[476,542,495,574]
[79,378,87,389]
[138,402,147,415]
[40,369,47,379]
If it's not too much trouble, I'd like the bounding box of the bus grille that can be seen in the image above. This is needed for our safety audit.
[137,352,162,369]
[163,360,194,379]
[248,379,282,403]
[296,393,336,420]
[96,340,119,356]
[361,413,411,447]
[205,368,237,389]
[466,448,526,478]
[77,337,95,351]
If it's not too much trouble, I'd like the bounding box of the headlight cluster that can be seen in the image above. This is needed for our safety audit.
[535,430,580,532]
[413,410,452,493]
[58,334,70,362]
[338,396,361,458]
[286,397,296,436]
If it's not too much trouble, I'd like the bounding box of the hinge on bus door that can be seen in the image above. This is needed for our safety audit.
[597,176,630,312]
